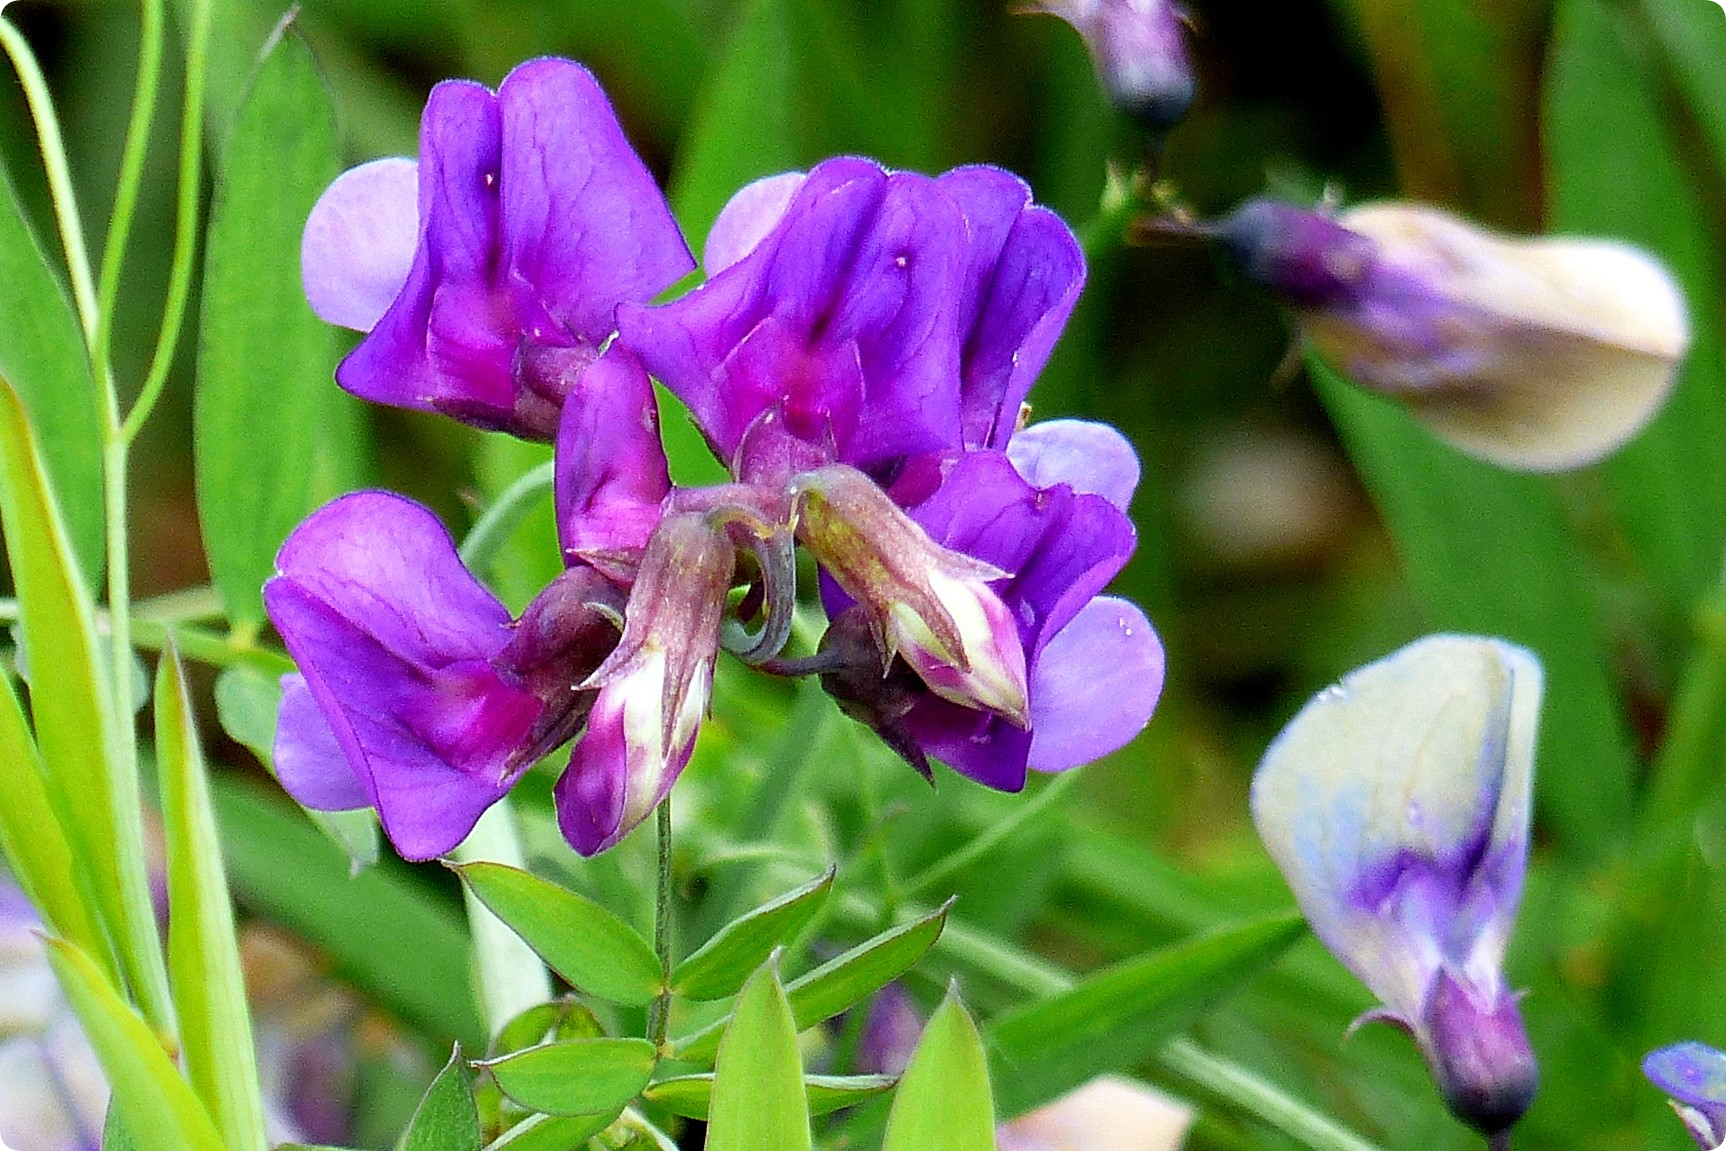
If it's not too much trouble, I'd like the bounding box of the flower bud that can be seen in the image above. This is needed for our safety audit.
[1420,968,1539,1136]
[554,513,735,855]
[1645,1042,1726,1150]
[1219,197,1690,471]
[793,464,1029,726]
[1029,0,1196,132]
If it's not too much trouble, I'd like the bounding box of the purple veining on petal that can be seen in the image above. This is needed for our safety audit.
[301,157,420,332]
[618,157,969,476]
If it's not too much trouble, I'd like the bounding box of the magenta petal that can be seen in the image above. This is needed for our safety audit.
[275,674,370,810]
[552,677,698,856]
[704,171,806,275]
[496,59,695,342]
[301,157,420,332]
[554,348,672,560]
[1026,596,1164,771]
[1006,419,1141,510]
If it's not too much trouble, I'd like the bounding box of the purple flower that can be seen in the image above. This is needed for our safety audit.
[1251,634,1542,1136]
[1218,197,1688,471]
[301,57,693,440]
[1645,1042,1726,1149]
[616,158,1084,479]
[1024,0,1196,131]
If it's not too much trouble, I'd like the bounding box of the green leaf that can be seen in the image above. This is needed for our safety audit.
[0,673,106,965]
[155,647,268,1151]
[882,987,995,1151]
[674,900,950,1064]
[195,17,341,626]
[42,939,225,1151]
[645,1073,896,1121]
[0,159,103,579]
[0,378,168,1021]
[214,664,379,870]
[1546,0,1726,616]
[489,998,606,1058]
[987,912,1307,1118]
[674,868,834,1000]
[401,1048,482,1151]
[484,1112,618,1151]
[481,1037,657,1117]
[706,957,812,1151]
[210,775,486,1047]
[1312,362,1638,859]
[454,862,663,1006]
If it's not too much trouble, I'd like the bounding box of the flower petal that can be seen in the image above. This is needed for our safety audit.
[554,348,672,562]
[705,171,807,275]
[274,673,369,810]
[1006,418,1141,510]
[1026,596,1164,771]
[300,157,420,332]
[1249,634,1541,1017]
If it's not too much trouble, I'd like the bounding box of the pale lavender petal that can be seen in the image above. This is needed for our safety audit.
[301,157,420,332]
[705,171,806,276]
[1006,419,1141,510]
[1646,1042,1726,1148]
[1026,597,1163,771]
[274,674,369,810]
[554,348,671,560]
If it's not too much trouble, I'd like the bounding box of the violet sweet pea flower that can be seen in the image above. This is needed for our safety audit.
[1645,1042,1726,1150]
[1023,0,1196,132]
[1251,634,1542,1137]
[301,57,694,440]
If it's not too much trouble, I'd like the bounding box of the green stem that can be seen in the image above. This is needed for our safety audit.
[452,802,553,1039]
[119,0,212,445]
[648,797,675,1052]
[93,0,166,376]
[458,459,555,573]
[0,17,101,339]
[900,770,1081,901]
[128,617,295,676]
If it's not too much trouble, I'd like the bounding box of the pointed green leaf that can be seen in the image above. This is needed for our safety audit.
[0,159,103,578]
[706,958,812,1151]
[673,868,834,1000]
[195,18,341,625]
[0,673,106,964]
[214,664,379,869]
[42,939,225,1151]
[489,998,605,1059]
[485,1112,618,1151]
[645,1073,896,1121]
[987,912,1306,1117]
[0,378,168,1022]
[156,646,269,1151]
[1313,362,1637,859]
[674,900,950,1064]
[882,988,995,1151]
[454,862,662,1006]
[402,1048,483,1151]
[481,1037,656,1116]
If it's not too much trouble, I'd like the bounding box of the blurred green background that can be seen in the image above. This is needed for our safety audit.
[5,0,1726,1148]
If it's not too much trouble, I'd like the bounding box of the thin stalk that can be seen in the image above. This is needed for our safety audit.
[900,770,1081,901]
[457,459,555,573]
[93,0,166,375]
[452,803,553,1039]
[0,17,100,338]
[1487,1132,1512,1151]
[120,0,212,445]
[128,617,295,677]
[648,798,675,1052]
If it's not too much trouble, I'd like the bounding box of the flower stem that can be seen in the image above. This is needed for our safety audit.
[0,16,100,339]
[94,0,166,375]
[900,770,1081,901]
[648,796,675,1052]
[459,459,555,574]
[1487,1131,1513,1151]
[127,617,295,676]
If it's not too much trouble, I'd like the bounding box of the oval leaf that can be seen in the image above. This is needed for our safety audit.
[644,1073,896,1121]
[706,958,812,1151]
[674,900,950,1065]
[195,18,341,625]
[489,998,605,1059]
[987,912,1306,1118]
[482,1037,657,1117]
[486,1112,619,1151]
[401,1048,482,1151]
[455,862,662,1006]
[156,647,269,1151]
[42,939,226,1151]
[882,988,995,1151]
[673,868,834,1000]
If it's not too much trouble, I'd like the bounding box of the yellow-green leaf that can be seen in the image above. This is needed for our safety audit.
[882,987,995,1151]
[706,957,811,1151]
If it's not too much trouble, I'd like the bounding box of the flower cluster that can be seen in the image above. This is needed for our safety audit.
[271,58,1164,860]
